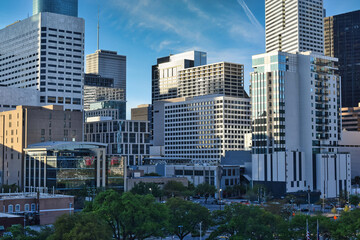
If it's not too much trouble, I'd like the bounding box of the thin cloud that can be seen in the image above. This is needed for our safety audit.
[237,0,264,31]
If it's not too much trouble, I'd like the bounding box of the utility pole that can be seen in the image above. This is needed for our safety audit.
[199,222,202,240]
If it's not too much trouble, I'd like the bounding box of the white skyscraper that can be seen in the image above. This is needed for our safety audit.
[0,12,85,111]
[250,51,351,198]
[265,0,324,54]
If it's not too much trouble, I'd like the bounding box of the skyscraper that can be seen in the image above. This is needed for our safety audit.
[265,0,324,54]
[252,0,351,198]
[152,51,207,102]
[324,10,360,107]
[0,12,85,111]
[86,50,127,94]
[33,0,78,17]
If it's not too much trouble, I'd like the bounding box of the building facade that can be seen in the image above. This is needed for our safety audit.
[324,10,360,107]
[86,50,126,93]
[341,103,360,131]
[178,62,246,99]
[152,51,207,102]
[0,192,74,225]
[24,142,107,192]
[33,0,78,17]
[265,0,324,54]
[0,12,85,111]
[0,105,83,187]
[131,104,152,121]
[83,86,125,111]
[250,51,350,198]
[0,87,40,112]
[153,95,251,165]
[84,119,151,166]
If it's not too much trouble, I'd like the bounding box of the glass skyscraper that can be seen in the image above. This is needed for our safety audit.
[33,0,78,17]
[324,10,360,108]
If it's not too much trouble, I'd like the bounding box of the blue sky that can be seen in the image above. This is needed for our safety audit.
[0,0,359,118]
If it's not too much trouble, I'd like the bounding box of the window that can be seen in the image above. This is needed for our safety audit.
[25,204,29,212]
[31,203,36,211]
[15,204,20,212]
[8,205,13,213]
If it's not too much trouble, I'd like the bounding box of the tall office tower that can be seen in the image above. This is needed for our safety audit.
[250,51,351,198]
[0,105,83,187]
[86,50,126,93]
[265,0,324,54]
[153,95,251,165]
[0,12,85,111]
[152,51,207,102]
[33,0,78,17]
[324,10,360,107]
[178,62,246,98]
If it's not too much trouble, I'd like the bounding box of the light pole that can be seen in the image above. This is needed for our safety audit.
[219,188,223,210]
[199,221,202,240]
[307,186,311,215]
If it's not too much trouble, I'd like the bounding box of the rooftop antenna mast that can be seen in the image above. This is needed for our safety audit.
[97,6,100,50]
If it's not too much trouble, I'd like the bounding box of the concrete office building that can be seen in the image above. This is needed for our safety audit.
[84,73,114,88]
[24,142,107,192]
[84,118,151,166]
[341,103,360,131]
[251,51,351,198]
[0,9,85,111]
[265,0,324,54]
[0,87,40,112]
[153,95,251,165]
[131,104,152,121]
[86,50,126,92]
[324,10,360,107]
[178,62,246,99]
[83,86,125,111]
[152,51,207,102]
[339,131,360,177]
[0,105,83,187]
[85,101,126,120]
[33,0,78,17]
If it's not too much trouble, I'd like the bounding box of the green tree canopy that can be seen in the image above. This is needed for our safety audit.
[90,190,168,240]
[195,183,216,203]
[166,197,211,240]
[48,212,112,240]
[349,195,360,206]
[130,182,163,198]
[163,181,191,198]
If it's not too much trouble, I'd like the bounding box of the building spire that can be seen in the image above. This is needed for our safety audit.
[97,6,100,50]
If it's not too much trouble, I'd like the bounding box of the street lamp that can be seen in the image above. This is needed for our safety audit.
[219,188,223,210]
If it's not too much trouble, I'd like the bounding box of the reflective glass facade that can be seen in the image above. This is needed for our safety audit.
[33,0,78,17]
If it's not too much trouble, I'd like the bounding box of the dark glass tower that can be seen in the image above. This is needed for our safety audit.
[324,10,360,107]
[33,0,78,17]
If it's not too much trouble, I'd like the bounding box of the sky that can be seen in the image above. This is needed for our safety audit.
[0,0,359,118]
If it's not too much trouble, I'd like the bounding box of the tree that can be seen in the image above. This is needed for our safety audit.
[130,182,163,199]
[90,190,168,240]
[163,181,190,198]
[331,208,360,240]
[48,212,112,240]
[349,195,360,206]
[209,204,285,240]
[1,224,40,240]
[166,198,211,240]
[195,183,216,203]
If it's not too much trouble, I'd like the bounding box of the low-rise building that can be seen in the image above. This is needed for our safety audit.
[126,177,188,191]
[24,142,107,192]
[0,192,74,225]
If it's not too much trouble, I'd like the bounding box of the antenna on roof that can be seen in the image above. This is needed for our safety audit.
[97,5,100,50]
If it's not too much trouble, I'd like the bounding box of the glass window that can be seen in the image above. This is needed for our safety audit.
[25,204,30,212]
[15,204,20,212]
[8,205,13,213]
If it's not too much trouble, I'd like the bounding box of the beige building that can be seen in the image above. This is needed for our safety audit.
[131,104,151,121]
[0,105,83,187]
[341,103,360,131]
